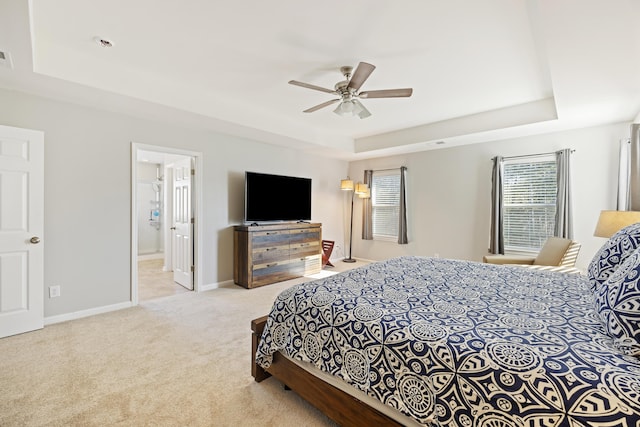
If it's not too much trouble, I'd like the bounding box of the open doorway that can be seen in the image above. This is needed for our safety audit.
[131,143,203,305]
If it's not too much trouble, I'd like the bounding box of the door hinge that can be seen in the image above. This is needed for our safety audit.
[191,218,195,224]
[191,169,195,175]
[191,265,195,272]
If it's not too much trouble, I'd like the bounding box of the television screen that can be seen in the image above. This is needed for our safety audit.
[244,172,312,223]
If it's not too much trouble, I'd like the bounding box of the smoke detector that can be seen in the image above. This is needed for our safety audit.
[93,37,114,48]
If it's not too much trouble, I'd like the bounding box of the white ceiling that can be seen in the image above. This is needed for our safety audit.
[1,0,639,160]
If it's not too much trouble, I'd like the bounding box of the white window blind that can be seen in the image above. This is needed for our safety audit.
[372,170,400,241]
[502,156,557,253]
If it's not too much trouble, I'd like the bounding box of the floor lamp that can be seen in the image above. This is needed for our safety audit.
[341,178,369,263]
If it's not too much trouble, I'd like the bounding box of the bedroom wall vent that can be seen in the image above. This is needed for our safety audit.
[0,51,13,69]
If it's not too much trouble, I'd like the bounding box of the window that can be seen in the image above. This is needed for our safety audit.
[371,170,401,241]
[502,156,557,253]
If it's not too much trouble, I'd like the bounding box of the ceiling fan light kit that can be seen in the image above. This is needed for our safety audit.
[289,62,413,119]
[334,99,370,119]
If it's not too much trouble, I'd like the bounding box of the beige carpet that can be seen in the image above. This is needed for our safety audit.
[0,261,367,426]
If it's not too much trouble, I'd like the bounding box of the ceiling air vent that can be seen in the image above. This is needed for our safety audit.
[0,51,13,69]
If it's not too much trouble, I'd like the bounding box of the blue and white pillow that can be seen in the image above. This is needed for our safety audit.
[595,247,640,357]
[588,222,640,292]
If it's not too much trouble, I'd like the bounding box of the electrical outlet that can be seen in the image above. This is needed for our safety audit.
[49,285,61,298]
[334,244,343,257]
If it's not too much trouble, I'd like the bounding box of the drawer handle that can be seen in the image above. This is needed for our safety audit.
[266,263,278,267]
[300,243,309,246]
[266,232,276,235]
[265,247,277,251]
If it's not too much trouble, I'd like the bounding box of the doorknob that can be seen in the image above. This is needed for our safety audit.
[30,236,41,244]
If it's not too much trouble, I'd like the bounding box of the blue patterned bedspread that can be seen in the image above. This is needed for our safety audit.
[256,256,640,426]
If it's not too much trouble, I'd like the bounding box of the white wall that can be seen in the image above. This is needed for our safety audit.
[0,88,348,317]
[349,122,629,270]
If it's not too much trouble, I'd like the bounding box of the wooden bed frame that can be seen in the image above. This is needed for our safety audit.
[251,315,403,427]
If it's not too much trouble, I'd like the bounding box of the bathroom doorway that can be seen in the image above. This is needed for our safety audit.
[131,143,203,304]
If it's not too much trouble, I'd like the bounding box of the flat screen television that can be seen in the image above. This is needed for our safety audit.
[244,171,312,223]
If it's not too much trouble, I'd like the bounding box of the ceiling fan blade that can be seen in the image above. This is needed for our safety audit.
[347,62,376,92]
[359,88,413,99]
[289,80,336,94]
[303,99,340,113]
[352,99,372,119]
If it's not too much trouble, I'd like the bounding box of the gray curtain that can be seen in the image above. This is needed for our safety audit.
[554,149,573,239]
[489,156,504,254]
[398,166,408,244]
[362,170,373,240]
[627,123,640,210]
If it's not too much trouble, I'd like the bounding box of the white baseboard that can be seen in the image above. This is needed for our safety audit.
[44,280,240,326]
[137,253,164,261]
[199,279,236,292]
[44,301,133,326]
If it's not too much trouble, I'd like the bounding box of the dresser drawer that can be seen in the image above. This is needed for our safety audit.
[290,240,320,258]
[252,247,288,264]
[251,229,290,249]
[252,259,297,287]
[289,254,321,276]
[289,227,321,244]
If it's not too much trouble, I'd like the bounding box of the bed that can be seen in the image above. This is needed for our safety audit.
[252,226,640,426]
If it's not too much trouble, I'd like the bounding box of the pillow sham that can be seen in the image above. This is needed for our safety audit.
[595,247,640,357]
[588,222,640,292]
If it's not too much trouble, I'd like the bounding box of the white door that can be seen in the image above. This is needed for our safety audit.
[172,159,193,290]
[0,125,44,338]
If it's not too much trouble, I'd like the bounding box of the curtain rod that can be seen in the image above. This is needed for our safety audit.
[491,149,575,161]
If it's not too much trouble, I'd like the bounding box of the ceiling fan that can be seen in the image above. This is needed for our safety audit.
[289,62,413,119]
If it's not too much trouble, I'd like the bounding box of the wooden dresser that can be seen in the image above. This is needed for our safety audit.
[233,222,322,289]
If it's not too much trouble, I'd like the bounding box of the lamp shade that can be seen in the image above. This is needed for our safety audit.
[358,187,371,199]
[340,179,354,191]
[355,182,368,195]
[594,210,640,237]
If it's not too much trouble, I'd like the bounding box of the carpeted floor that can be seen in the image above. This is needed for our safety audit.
[0,261,367,426]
